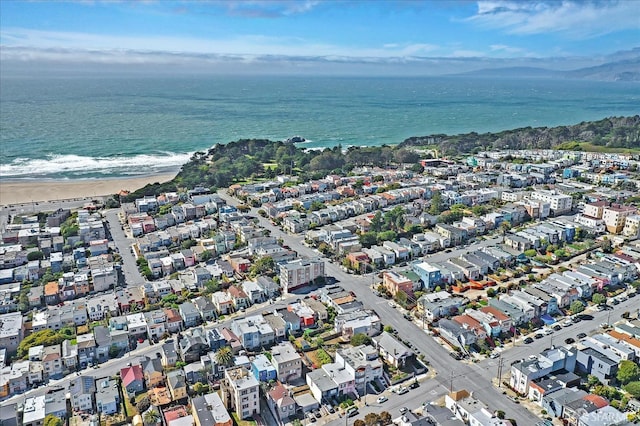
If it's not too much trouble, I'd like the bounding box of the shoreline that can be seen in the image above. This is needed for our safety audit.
[0,173,177,206]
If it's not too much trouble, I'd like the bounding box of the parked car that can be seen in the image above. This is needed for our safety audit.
[324,405,335,414]
[397,386,409,395]
[409,382,420,389]
[543,328,553,335]
[577,333,587,339]
[489,352,500,359]
[399,407,409,414]
[313,409,321,418]
[377,396,388,404]
[528,355,537,360]
[346,407,359,417]
[524,337,534,344]
[534,333,544,339]
[565,338,575,344]
[553,325,562,331]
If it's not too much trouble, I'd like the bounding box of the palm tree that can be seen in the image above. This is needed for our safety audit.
[215,346,233,366]
[143,410,159,426]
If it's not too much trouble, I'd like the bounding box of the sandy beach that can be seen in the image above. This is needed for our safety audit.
[0,173,177,206]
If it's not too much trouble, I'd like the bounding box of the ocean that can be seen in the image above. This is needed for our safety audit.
[1,75,638,180]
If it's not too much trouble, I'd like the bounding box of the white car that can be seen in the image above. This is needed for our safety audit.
[543,328,553,335]
[377,396,388,404]
[528,355,538,360]
[489,352,500,359]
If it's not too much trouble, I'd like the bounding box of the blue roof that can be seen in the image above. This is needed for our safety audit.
[540,314,555,325]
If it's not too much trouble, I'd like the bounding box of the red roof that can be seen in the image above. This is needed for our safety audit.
[480,306,509,322]
[583,394,609,409]
[121,365,143,386]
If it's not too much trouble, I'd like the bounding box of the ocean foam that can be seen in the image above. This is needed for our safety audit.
[0,152,192,178]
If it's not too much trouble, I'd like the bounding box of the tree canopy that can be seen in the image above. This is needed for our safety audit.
[617,360,640,385]
[350,333,372,346]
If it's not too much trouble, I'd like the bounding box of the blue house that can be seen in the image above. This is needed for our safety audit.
[251,354,277,382]
[411,261,442,290]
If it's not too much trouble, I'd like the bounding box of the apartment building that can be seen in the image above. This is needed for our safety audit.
[531,190,572,215]
[221,366,260,420]
[279,258,325,293]
[602,204,637,234]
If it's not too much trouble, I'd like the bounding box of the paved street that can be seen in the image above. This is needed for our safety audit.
[104,209,145,287]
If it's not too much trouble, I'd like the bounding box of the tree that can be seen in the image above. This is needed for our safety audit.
[143,410,159,425]
[109,345,120,359]
[486,288,496,298]
[592,293,606,305]
[250,256,275,278]
[364,413,380,426]
[379,411,392,425]
[27,251,44,261]
[193,382,210,395]
[215,346,233,366]
[429,191,445,215]
[617,360,640,385]
[18,329,67,359]
[383,325,394,333]
[353,420,366,426]
[350,333,372,346]
[569,300,585,314]
[44,415,63,426]
[624,381,640,398]
[136,396,150,413]
[359,232,378,249]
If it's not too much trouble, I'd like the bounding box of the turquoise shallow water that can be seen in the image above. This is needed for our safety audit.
[1,75,638,179]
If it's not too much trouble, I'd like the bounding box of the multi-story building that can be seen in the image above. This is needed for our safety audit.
[0,312,24,355]
[279,258,325,293]
[382,271,414,297]
[192,392,233,426]
[602,204,637,234]
[622,214,640,238]
[270,341,302,383]
[221,366,260,420]
[531,189,572,215]
[335,344,383,396]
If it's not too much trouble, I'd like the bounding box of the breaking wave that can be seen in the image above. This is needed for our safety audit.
[0,152,192,179]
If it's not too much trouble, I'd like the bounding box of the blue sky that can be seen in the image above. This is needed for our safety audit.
[1,1,638,74]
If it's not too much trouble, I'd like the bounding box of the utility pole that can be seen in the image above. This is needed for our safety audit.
[497,356,504,388]
[449,370,454,393]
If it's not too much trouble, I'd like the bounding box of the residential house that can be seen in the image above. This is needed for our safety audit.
[212,292,234,316]
[228,286,251,311]
[267,384,297,424]
[510,347,577,395]
[167,369,188,401]
[95,377,120,415]
[194,296,217,321]
[251,354,277,382]
[372,331,414,368]
[335,344,383,396]
[141,356,165,388]
[270,342,302,384]
[178,327,210,363]
[69,376,95,412]
[121,365,145,396]
[192,392,233,426]
[179,302,201,328]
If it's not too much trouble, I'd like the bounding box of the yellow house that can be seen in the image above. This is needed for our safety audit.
[141,357,165,388]
[167,370,187,401]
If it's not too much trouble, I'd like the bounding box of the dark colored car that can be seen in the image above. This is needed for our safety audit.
[409,382,420,389]
[524,337,534,344]
[577,333,587,339]
[553,325,562,331]
[534,333,544,339]
[565,337,576,344]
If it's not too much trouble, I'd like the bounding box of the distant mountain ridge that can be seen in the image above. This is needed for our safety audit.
[400,116,640,155]
[455,57,640,81]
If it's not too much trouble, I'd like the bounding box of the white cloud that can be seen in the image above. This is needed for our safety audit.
[0,27,443,59]
[468,1,640,38]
